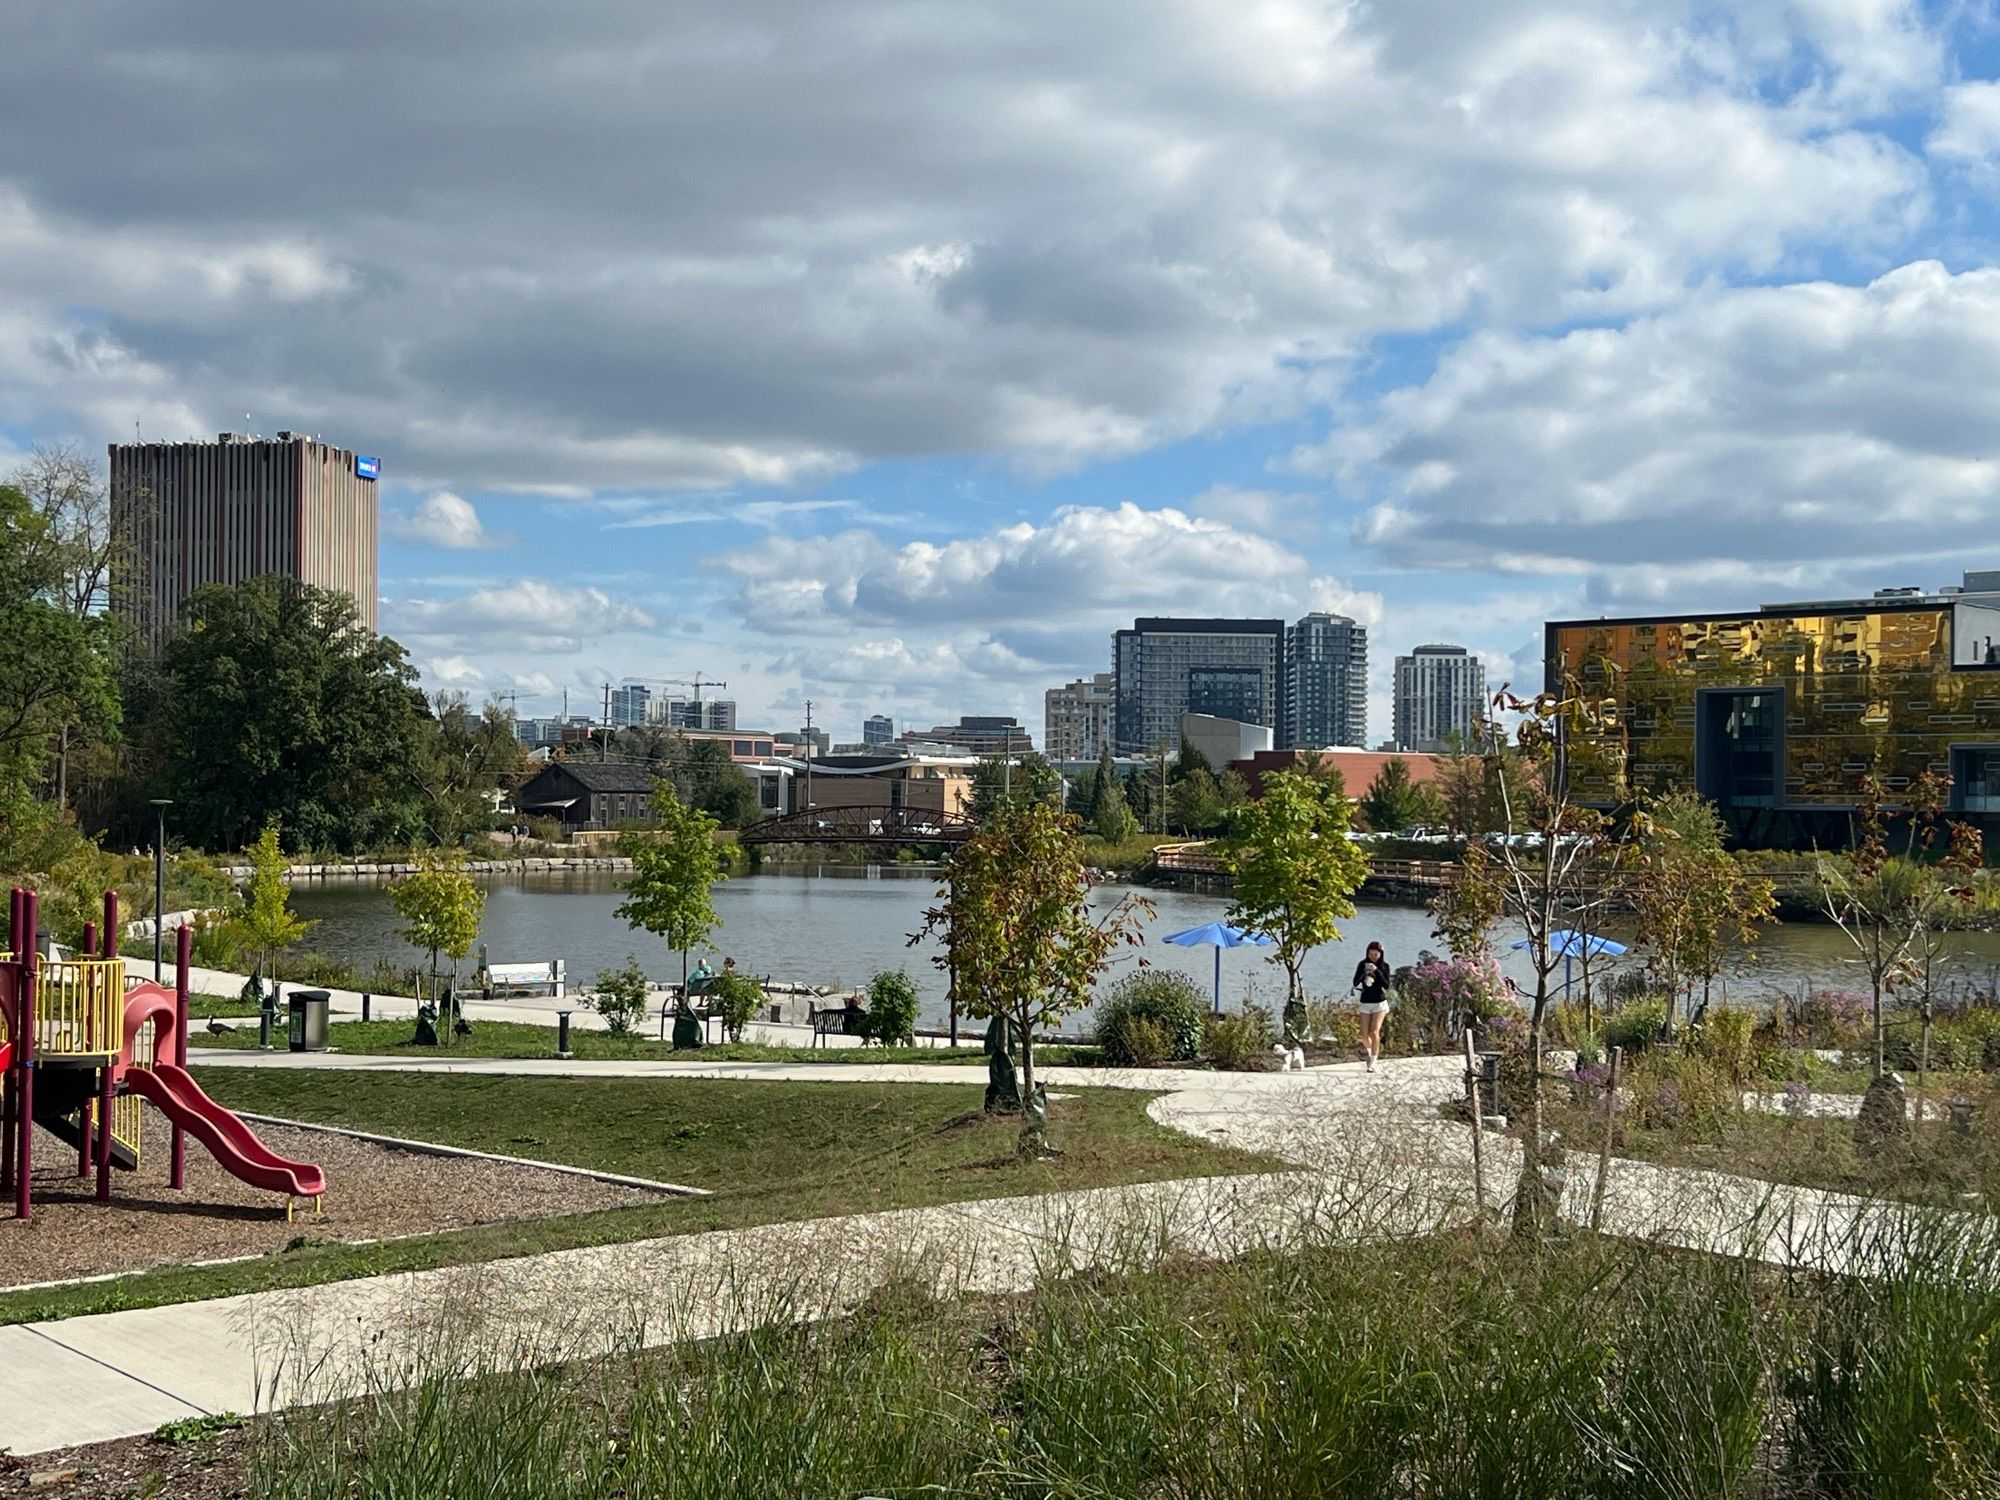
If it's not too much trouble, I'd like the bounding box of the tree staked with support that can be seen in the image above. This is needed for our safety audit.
[617,783,724,991]
[392,850,487,1016]
[1451,687,1627,1238]
[1215,763,1371,1025]
[917,801,1148,1158]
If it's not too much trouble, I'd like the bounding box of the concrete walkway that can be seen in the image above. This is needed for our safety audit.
[0,1052,1980,1456]
[182,962,961,1050]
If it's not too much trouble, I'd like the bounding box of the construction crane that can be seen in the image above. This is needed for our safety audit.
[656,672,728,707]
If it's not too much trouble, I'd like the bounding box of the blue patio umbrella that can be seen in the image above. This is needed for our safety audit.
[1510,929,1628,999]
[1162,922,1273,1011]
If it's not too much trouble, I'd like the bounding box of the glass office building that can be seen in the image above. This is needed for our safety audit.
[1113,618,1283,753]
[1547,582,2000,848]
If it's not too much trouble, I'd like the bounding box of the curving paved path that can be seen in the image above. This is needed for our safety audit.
[0,1052,1980,1456]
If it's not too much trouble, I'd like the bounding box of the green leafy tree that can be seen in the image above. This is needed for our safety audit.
[1631,792,1776,1030]
[392,851,487,1009]
[412,694,528,845]
[1429,843,1504,959]
[587,957,651,1037]
[1216,765,1371,1010]
[1167,766,1225,834]
[616,784,723,988]
[0,482,119,851]
[969,751,1063,816]
[1092,771,1139,843]
[152,576,421,852]
[1174,737,1213,781]
[645,733,763,827]
[1357,757,1438,833]
[240,823,313,980]
[917,801,1148,1155]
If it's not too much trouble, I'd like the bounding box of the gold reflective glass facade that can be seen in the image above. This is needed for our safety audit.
[1547,604,2000,829]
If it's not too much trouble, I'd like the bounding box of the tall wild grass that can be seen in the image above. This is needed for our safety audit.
[250,1205,2000,1499]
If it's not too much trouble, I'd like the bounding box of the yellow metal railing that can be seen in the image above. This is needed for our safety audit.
[113,1017,150,1164]
[33,958,125,1059]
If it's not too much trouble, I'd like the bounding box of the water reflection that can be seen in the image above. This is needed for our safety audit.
[288,865,2000,1027]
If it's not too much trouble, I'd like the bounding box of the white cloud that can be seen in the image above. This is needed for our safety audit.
[387,492,503,550]
[387,581,656,653]
[0,0,1939,491]
[722,501,1326,629]
[1929,81,2000,163]
[1317,260,2000,584]
[425,654,485,686]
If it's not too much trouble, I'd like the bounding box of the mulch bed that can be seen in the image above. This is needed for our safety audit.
[0,1105,665,1289]
[1,1422,253,1498]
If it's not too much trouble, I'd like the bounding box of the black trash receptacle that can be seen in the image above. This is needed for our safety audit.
[289,989,332,1052]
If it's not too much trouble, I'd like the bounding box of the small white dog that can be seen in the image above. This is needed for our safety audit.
[1272,1043,1308,1072]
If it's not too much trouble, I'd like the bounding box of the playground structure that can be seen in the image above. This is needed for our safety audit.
[0,887,325,1224]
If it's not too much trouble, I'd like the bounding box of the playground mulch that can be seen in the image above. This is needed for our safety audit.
[0,1108,667,1289]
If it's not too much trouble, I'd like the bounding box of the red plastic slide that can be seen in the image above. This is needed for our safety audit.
[125,1062,326,1198]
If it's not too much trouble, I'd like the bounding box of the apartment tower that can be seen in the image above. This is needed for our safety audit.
[1285,612,1368,748]
[1393,644,1486,752]
[110,432,379,651]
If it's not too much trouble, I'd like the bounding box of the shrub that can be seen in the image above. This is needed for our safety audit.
[189,913,244,970]
[1779,988,1871,1049]
[1603,998,1670,1057]
[1096,970,1208,1066]
[1630,1052,1736,1137]
[1690,1005,1756,1083]
[708,971,766,1042]
[588,958,652,1036]
[860,970,920,1047]
[1119,1017,1170,1068]
[1399,954,1511,1048]
[1205,1005,1275,1070]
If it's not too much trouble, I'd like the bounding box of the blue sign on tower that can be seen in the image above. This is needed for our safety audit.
[354,454,381,481]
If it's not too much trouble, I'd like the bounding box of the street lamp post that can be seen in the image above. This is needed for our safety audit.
[149,799,173,982]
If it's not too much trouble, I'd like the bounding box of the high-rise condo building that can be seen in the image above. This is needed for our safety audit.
[110,431,379,652]
[1393,645,1486,752]
[862,713,895,747]
[1285,613,1368,748]
[1044,672,1115,760]
[906,716,1034,756]
[650,696,738,732]
[609,684,652,728]
[1113,618,1283,753]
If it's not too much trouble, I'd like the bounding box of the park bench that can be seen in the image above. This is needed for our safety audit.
[808,999,866,1048]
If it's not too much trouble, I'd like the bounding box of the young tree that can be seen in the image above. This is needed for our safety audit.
[1216,765,1372,1023]
[916,801,1148,1156]
[616,784,723,989]
[240,823,313,981]
[1816,774,1979,1080]
[1454,690,1626,1235]
[391,851,486,1009]
[1358,757,1437,833]
[1630,791,1776,1029]
[1430,843,1504,959]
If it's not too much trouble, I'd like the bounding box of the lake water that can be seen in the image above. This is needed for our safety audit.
[289,866,2000,1028]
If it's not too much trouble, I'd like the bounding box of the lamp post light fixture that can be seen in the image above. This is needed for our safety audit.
[149,799,173,982]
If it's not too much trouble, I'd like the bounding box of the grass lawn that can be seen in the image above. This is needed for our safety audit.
[0,1070,1268,1326]
[186,1016,1105,1067]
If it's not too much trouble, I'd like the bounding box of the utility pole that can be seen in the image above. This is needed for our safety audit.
[601,682,611,762]
[802,699,814,811]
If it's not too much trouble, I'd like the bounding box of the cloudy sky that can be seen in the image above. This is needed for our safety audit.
[4,0,1998,744]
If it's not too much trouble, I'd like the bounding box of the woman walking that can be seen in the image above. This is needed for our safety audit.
[1351,941,1392,1072]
